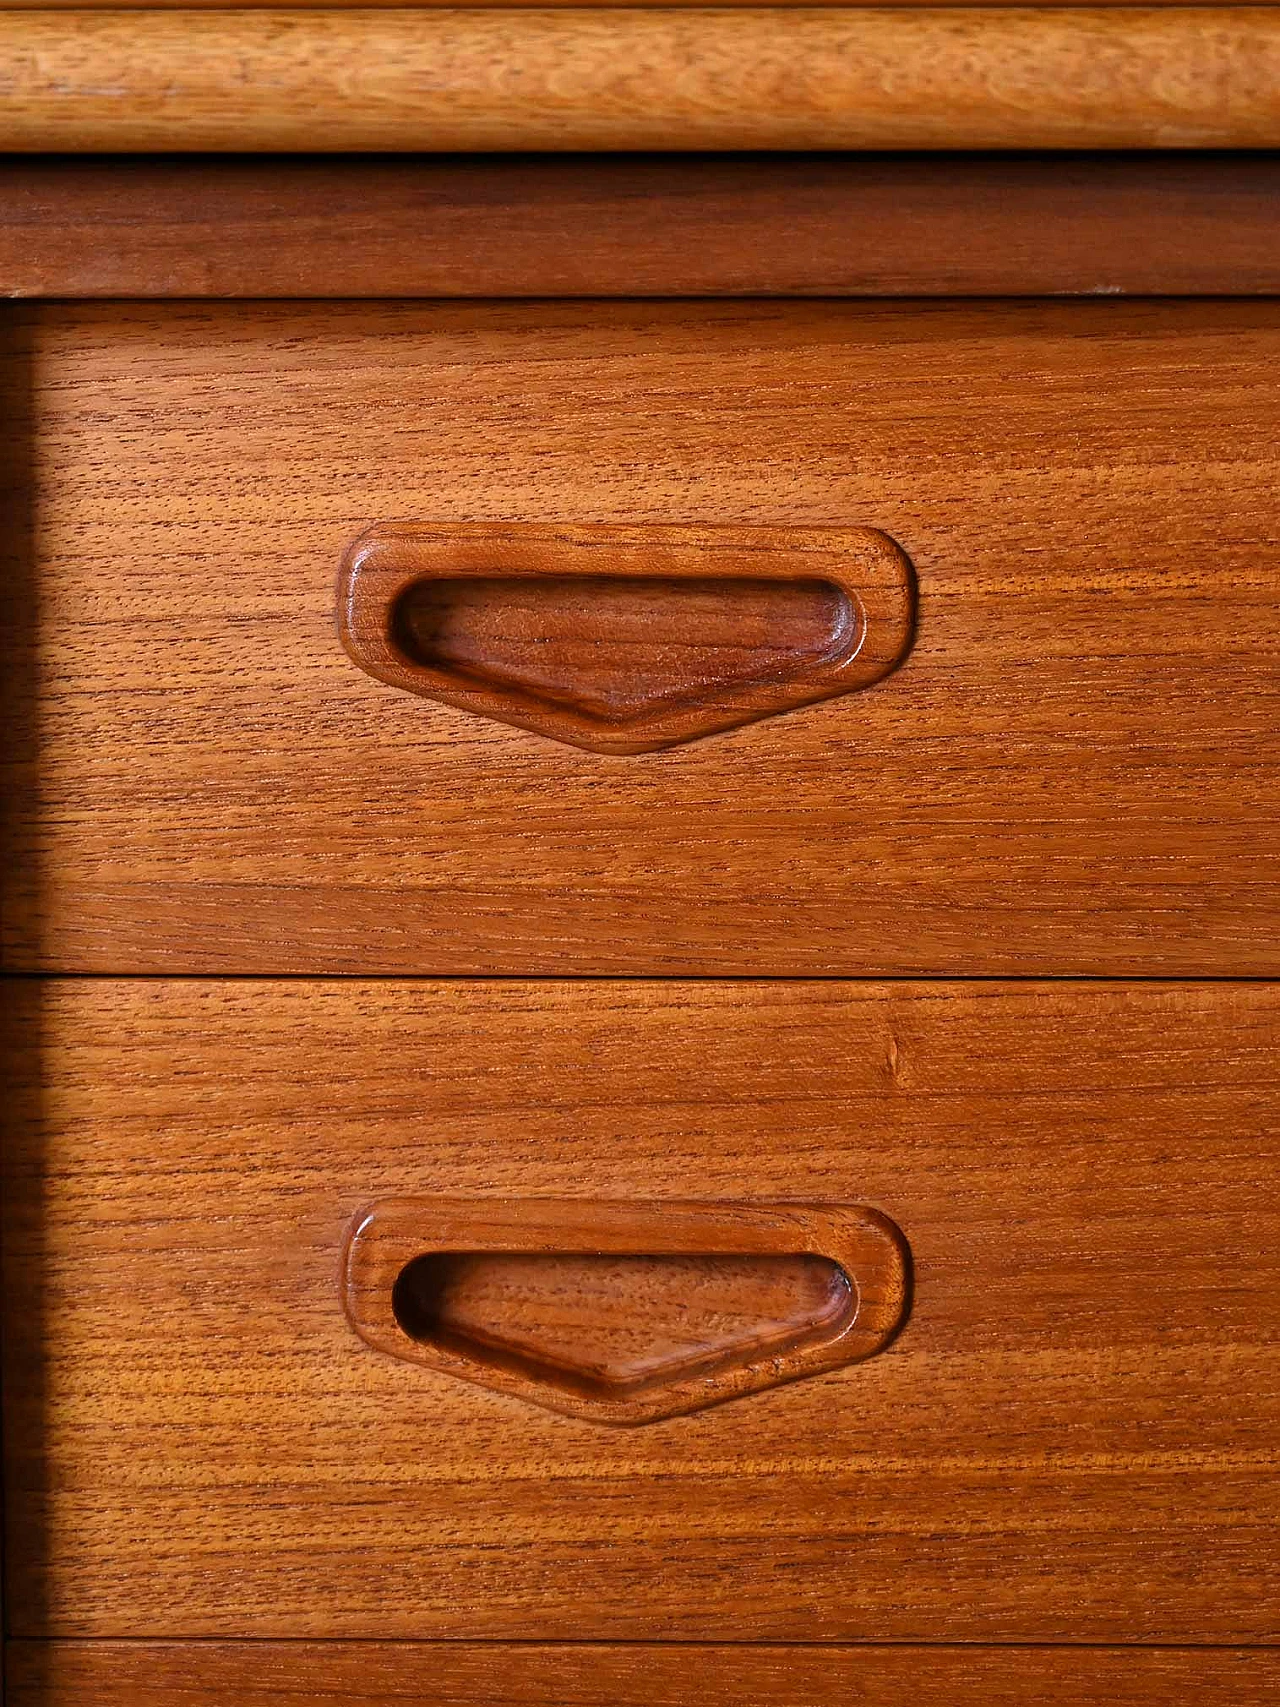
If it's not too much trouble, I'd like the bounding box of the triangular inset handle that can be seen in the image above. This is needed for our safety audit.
[343,1198,910,1425]
[337,523,915,754]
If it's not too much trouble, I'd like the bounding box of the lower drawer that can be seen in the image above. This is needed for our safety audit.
[7,1642,1280,1706]
[3,979,1278,1641]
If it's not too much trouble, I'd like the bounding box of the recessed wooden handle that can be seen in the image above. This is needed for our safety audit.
[337,523,915,753]
[343,1198,910,1426]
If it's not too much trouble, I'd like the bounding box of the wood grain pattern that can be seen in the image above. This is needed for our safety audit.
[3,979,1278,1640]
[2,10,1280,152]
[345,1198,908,1423]
[9,154,1280,300]
[7,1642,1280,1707]
[2,299,1276,976]
[339,523,915,753]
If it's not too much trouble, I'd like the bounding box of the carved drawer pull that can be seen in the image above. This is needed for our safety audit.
[343,1198,910,1426]
[337,522,915,753]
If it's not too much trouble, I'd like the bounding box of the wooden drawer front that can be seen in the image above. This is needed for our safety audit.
[1,300,1277,978]
[4,979,1277,1641]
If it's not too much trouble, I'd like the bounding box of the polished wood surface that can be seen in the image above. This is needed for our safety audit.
[2,299,1276,975]
[4,979,1277,1640]
[339,523,915,753]
[8,1642,1280,1706]
[344,1198,908,1423]
[2,10,1279,152]
[8,154,1280,299]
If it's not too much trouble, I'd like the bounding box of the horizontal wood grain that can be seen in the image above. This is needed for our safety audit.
[2,299,1276,976]
[2,10,1279,152]
[7,1642,1280,1706]
[9,153,1280,299]
[3,979,1278,1640]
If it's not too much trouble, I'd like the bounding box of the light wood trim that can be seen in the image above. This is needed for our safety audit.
[0,9,1278,152]
[7,1642,1280,1705]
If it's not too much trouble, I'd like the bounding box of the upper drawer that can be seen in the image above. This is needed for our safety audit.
[1,299,1277,975]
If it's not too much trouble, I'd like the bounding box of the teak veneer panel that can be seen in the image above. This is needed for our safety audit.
[2,299,1276,976]
[7,1642,1280,1706]
[2,980,1278,1641]
[7,154,1280,301]
[2,9,1280,151]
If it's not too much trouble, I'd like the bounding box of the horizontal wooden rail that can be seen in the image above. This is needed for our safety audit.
[10,1642,1280,1705]
[5,155,1280,297]
[0,9,1277,151]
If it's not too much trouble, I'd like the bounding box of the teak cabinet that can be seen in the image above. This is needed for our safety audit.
[2,9,1279,1706]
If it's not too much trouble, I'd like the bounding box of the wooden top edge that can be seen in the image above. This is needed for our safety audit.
[4,153,1280,298]
[1,1,1269,7]
[1,10,1279,152]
